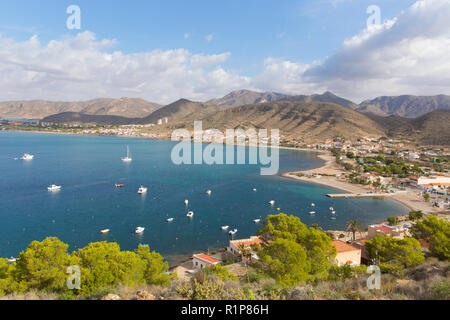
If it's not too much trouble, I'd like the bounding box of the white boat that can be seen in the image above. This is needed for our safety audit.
[20,153,34,160]
[253,188,257,192]
[229,229,238,236]
[331,211,336,215]
[135,227,145,234]
[185,200,189,206]
[47,185,61,192]
[206,190,212,196]
[221,225,230,230]
[253,219,261,223]
[167,218,174,222]
[137,186,147,194]
[269,200,275,205]
[329,207,334,211]
[100,229,110,234]
[8,257,16,264]
[187,211,194,218]
[311,203,316,207]
[121,146,132,162]
[309,211,316,215]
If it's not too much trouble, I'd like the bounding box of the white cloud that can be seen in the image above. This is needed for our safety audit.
[253,0,450,102]
[0,0,448,105]
[0,31,248,104]
[205,34,214,42]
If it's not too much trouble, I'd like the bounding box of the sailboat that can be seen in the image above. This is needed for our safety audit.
[121,146,132,162]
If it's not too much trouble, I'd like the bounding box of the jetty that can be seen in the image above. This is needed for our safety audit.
[326,191,406,199]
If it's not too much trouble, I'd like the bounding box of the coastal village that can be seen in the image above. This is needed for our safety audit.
[2,119,449,282]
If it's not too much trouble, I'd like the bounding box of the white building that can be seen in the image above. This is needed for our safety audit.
[192,254,220,269]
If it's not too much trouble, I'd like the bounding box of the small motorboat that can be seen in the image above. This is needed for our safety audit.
[206,190,212,196]
[330,216,337,220]
[253,188,257,192]
[229,229,238,236]
[135,227,145,234]
[221,226,230,230]
[186,211,194,218]
[100,229,110,234]
[184,200,189,206]
[137,186,147,194]
[269,200,275,205]
[253,219,261,224]
[8,257,16,264]
[309,211,316,215]
[331,211,336,215]
[47,185,61,192]
[167,218,174,222]
[329,207,334,211]
[115,184,125,188]
[20,153,34,160]
[311,203,316,207]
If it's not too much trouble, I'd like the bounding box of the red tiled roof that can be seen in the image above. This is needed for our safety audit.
[230,236,264,247]
[332,240,360,253]
[376,226,393,233]
[418,239,430,250]
[193,254,220,264]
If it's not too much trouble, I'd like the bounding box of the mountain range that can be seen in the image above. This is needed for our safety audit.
[0,98,160,119]
[41,99,450,146]
[2,90,449,119]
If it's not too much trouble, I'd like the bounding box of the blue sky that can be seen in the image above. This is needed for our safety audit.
[0,0,448,103]
[0,0,416,73]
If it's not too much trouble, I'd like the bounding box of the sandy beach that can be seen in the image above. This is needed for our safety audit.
[281,152,446,214]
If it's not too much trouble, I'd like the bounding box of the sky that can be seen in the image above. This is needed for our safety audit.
[0,0,448,104]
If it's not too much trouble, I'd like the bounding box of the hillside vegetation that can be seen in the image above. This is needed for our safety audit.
[1,214,448,300]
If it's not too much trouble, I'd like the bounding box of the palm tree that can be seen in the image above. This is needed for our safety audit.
[346,220,361,241]
[237,243,252,283]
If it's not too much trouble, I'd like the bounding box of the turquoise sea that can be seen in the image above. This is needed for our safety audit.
[0,131,409,264]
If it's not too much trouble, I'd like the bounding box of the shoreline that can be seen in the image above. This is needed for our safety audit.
[3,128,444,271]
[280,153,445,215]
[4,128,424,214]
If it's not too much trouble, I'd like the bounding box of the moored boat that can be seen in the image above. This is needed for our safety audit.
[186,211,194,218]
[100,229,110,234]
[47,185,61,192]
[20,153,34,160]
[135,227,145,234]
[138,186,147,194]
[121,146,132,162]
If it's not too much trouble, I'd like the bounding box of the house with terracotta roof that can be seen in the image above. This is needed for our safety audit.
[192,254,220,269]
[367,224,406,239]
[332,240,361,267]
[228,236,264,254]
[227,236,265,262]
[351,239,370,265]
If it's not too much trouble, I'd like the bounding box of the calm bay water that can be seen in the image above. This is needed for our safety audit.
[0,131,409,264]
